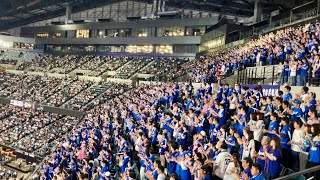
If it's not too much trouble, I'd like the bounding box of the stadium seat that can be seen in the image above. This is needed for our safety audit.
[285,168,295,175]
[279,164,286,176]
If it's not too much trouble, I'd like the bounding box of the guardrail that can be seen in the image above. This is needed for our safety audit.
[275,165,320,180]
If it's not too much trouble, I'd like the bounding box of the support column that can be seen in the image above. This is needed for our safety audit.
[65,4,72,24]
[162,0,166,12]
[253,0,262,23]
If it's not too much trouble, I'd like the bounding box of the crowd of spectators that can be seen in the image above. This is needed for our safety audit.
[34,79,320,180]
[2,19,320,180]
[114,58,153,79]
[0,105,79,157]
[140,58,189,81]
[184,22,320,85]
[29,54,56,72]
[87,57,130,77]
[45,79,93,107]
[80,56,110,71]
[0,58,18,65]
[64,81,114,110]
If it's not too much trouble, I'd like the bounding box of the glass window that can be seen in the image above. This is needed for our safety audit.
[132,28,149,37]
[157,27,185,37]
[126,45,153,53]
[36,33,49,38]
[186,26,206,36]
[76,30,90,38]
[156,45,173,54]
[202,36,225,49]
[111,46,124,52]
[106,30,119,37]
[119,29,131,37]
[53,32,61,38]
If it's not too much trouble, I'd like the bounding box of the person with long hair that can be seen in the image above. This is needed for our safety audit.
[242,130,255,161]
[307,108,319,125]
[305,124,320,179]
[250,113,265,151]
[265,137,282,179]
[224,153,241,180]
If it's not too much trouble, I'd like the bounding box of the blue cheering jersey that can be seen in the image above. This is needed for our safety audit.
[283,93,292,102]
[210,124,220,142]
[159,138,168,155]
[280,125,291,149]
[168,151,179,174]
[308,139,320,164]
[250,173,264,180]
[267,121,279,139]
[227,135,236,153]
[266,148,281,177]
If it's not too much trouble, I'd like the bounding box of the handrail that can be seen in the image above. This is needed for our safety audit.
[275,165,320,180]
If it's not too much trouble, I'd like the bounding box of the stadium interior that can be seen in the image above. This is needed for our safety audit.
[0,0,320,180]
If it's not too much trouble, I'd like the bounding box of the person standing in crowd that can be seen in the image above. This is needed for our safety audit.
[265,138,282,179]
[213,144,232,180]
[276,118,291,168]
[289,120,304,172]
[224,153,241,180]
[305,124,320,179]
[249,113,265,152]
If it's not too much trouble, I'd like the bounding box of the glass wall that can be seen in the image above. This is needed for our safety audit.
[53,32,62,38]
[76,30,90,38]
[36,33,49,38]
[156,45,173,54]
[106,30,119,37]
[119,29,131,37]
[126,45,153,53]
[132,28,149,37]
[202,36,225,49]
[157,27,185,37]
[185,26,205,36]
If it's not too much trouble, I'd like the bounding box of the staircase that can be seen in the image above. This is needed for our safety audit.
[236,65,277,85]
[130,59,155,79]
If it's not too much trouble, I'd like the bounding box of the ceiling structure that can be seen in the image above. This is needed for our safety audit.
[0,0,314,31]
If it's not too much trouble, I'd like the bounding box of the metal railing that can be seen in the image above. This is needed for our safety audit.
[275,165,320,180]
[236,64,320,86]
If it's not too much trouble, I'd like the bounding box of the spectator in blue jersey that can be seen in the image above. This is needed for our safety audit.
[165,141,179,176]
[280,61,289,85]
[276,118,291,168]
[225,127,236,154]
[200,165,213,180]
[242,157,253,178]
[305,124,320,179]
[265,138,282,179]
[282,86,293,103]
[298,58,309,86]
[249,163,265,180]
[290,100,303,121]
[254,136,271,172]
[260,96,273,128]
[263,113,279,140]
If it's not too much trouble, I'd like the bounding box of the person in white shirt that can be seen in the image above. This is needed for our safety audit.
[157,165,166,180]
[249,113,265,151]
[242,129,256,161]
[213,144,232,179]
[228,92,238,116]
[288,120,304,172]
[224,152,241,180]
